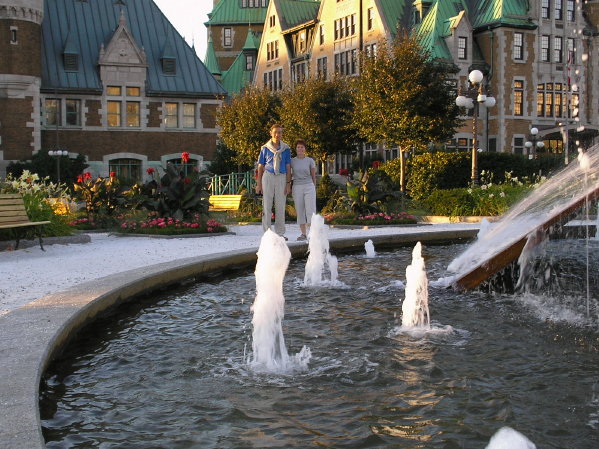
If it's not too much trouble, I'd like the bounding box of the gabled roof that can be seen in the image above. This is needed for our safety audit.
[278,0,320,32]
[206,0,268,26]
[376,0,413,36]
[416,1,465,60]
[467,0,535,30]
[42,0,225,97]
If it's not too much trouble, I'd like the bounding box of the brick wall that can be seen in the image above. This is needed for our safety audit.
[85,100,102,127]
[200,103,218,129]
[148,102,161,128]
[40,130,218,161]
[0,19,41,77]
[0,97,34,159]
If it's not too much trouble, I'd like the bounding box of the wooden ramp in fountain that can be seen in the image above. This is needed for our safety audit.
[455,184,599,291]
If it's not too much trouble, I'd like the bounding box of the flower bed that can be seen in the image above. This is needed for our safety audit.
[323,211,417,226]
[117,215,227,235]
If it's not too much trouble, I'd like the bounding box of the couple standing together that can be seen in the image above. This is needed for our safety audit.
[255,124,316,241]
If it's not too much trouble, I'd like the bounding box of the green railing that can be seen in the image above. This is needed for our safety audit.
[209,171,255,195]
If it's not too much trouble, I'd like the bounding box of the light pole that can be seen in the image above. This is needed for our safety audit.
[48,150,69,183]
[455,69,496,186]
[524,127,545,159]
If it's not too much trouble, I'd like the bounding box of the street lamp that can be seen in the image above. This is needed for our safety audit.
[48,149,69,183]
[524,127,545,159]
[455,69,496,186]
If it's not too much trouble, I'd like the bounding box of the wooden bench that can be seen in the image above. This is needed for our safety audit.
[209,194,243,211]
[0,193,51,250]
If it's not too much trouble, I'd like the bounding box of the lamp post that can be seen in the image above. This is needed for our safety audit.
[524,127,545,160]
[48,150,69,183]
[455,69,496,186]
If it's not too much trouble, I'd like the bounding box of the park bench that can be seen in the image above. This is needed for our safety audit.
[209,194,243,211]
[0,193,50,250]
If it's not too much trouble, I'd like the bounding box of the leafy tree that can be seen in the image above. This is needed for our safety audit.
[277,77,360,168]
[216,87,281,166]
[352,34,462,190]
[208,141,252,175]
[7,150,88,188]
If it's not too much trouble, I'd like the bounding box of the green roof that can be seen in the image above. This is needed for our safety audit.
[377,0,412,36]
[203,35,221,76]
[278,0,320,31]
[468,0,535,30]
[206,0,268,26]
[416,1,465,60]
[221,52,253,95]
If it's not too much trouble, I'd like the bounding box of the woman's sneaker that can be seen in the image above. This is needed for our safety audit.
[297,234,307,241]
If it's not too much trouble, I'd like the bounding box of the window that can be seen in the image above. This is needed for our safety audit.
[537,88,545,117]
[541,35,550,62]
[334,15,356,40]
[514,80,524,116]
[127,87,140,97]
[64,53,78,71]
[109,159,141,182]
[126,102,140,127]
[319,25,325,45]
[107,100,121,127]
[65,99,81,126]
[291,62,307,85]
[245,54,254,71]
[162,58,176,75]
[183,103,196,129]
[263,69,283,91]
[554,36,563,63]
[545,84,554,117]
[555,0,563,20]
[317,56,328,79]
[514,137,525,155]
[554,84,563,117]
[45,99,60,126]
[514,32,524,60]
[542,0,550,19]
[269,15,275,27]
[365,43,377,58]
[334,50,357,76]
[537,83,570,119]
[223,28,232,47]
[10,27,17,44]
[367,8,374,30]
[107,86,122,96]
[168,158,196,176]
[458,37,467,60]
[351,15,355,35]
[567,0,575,21]
[567,38,576,64]
[165,103,178,128]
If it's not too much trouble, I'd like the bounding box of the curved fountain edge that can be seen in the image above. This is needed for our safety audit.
[0,228,477,449]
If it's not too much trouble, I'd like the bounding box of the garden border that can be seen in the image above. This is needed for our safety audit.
[0,228,478,449]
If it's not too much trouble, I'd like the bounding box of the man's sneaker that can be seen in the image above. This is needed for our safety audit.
[297,234,307,241]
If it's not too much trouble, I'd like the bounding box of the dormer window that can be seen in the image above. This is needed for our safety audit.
[246,55,254,71]
[64,53,79,71]
[162,57,176,75]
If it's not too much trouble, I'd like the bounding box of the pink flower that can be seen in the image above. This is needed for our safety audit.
[207,227,213,232]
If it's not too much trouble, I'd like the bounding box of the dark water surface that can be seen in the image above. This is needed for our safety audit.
[41,243,599,448]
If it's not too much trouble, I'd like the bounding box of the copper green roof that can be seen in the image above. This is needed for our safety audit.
[203,35,221,76]
[242,30,260,50]
[377,0,413,35]
[416,1,466,60]
[206,0,269,26]
[278,0,320,31]
[221,52,253,95]
[468,0,535,30]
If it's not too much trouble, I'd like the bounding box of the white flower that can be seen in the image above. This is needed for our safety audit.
[489,193,494,198]
[481,184,488,190]
[500,192,506,198]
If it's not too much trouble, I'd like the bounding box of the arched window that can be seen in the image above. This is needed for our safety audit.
[109,158,142,182]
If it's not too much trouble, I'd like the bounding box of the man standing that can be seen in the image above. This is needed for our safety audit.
[255,124,292,239]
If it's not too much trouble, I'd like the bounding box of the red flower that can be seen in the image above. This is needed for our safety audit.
[184,177,191,184]
[83,172,92,180]
[372,161,381,169]
[339,168,349,176]
[146,167,155,175]
[181,152,190,163]
[77,175,83,183]
[109,171,116,178]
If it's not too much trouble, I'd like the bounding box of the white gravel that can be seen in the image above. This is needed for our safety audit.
[0,222,479,316]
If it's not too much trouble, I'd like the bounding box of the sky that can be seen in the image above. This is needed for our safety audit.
[153,0,213,61]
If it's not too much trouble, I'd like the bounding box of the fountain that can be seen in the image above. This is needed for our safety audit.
[401,242,430,328]
[304,213,339,285]
[250,230,311,372]
[486,427,536,449]
[364,239,376,258]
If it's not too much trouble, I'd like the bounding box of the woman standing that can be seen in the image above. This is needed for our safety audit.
[290,139,317,241]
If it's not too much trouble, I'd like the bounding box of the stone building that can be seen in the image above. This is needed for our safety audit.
[0,0,225,179]
[211,0,598,163]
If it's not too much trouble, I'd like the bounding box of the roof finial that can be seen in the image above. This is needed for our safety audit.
[119,8,126,26]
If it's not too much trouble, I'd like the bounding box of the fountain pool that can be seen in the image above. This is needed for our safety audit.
[40,242,599,448]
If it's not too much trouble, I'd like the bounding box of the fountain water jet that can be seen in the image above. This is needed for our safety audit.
[485,426,536,449]
[364,239,376,258]
[401,242,430,328]
[304,214,339,285]
[250,230,311,372]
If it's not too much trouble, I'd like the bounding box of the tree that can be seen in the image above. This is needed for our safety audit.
[216,87,281,167]
[277,77,360,170]
[208,141,252,175]
[352,34,462,190]
[7,150,88,187]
